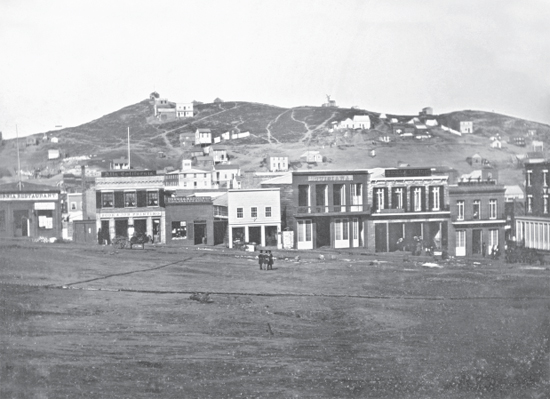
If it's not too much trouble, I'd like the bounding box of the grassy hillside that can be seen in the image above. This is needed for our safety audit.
[0,99,549,186]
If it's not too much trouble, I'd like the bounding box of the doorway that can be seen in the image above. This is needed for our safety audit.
[248,226,262,245]
[101,220,110,244]
[134,219,147,235]
[265,226,278,247]
[194,222,206,245]
[472,229,482,255]
[13,210,29,237]
[375,223,387,252]
[115,219,128,238]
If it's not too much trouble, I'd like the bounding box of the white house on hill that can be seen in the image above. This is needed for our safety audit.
[268,155,289,172]
[337,115,371,130]
[176,102,194,118]
[301,150,323,163]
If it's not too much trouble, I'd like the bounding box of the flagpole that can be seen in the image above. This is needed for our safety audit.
[16,125,22,190]
[127,127,131,169]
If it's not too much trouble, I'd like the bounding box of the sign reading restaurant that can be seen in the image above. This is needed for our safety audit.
[0,192,59,201]
[101,170,157,178]
[307,175,353,181]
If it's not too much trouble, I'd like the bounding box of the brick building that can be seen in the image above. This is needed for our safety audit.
[515,161,550,250]
[95,170,166,243]
[366,167,450,253]
[448,181,506,257]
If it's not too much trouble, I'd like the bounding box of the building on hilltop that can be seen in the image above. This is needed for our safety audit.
[267,154,289,172]
[300,150,323,164]
[176,102,194,118]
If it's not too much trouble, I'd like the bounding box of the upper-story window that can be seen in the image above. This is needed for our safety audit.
[527,170,532,187]
[457,200,464,220]
[124,192,136,207]
[527,195,533,213]
[375,188,385,212]
[544,196,549,214]
[489,199,497,219]
[473,200,480,220]
[251,207,258,218]
[544,170,549,187]
[147,191,159,206]
[393,188,404,210]
[265,207,272,217]
[413,187,423,211]
[237,207,243,218]
[431,187,440,211]
[102,192,114,208]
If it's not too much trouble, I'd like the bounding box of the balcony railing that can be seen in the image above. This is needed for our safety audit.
[297,204,371,214]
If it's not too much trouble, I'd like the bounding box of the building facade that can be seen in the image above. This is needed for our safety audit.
[95,170,166,243]
[292,170,370,250]
[176,102,194,118]
[0,182,62,239]
[227,189,281,248]
[515,161,550,250]
[165,196,227,246]
[268,155,289,172]
[366,168,450,253]
[448,181,506,257]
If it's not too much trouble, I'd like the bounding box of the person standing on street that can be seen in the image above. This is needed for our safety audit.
[258,250,264,270]
[267,250,274,270]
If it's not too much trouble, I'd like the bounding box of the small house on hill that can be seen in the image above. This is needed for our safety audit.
[50,137,59,144]
[532,140,544,152]
[179,131,195,147]
[300,151,323,164]
[267,155,289,172]
[471,153,482,166]
[392,123,416,137]
[48,149,60,160]
[454,120,473,134]
[26,137,38,146]
[491,140,502,149]
[213,97,223,103]
[195,128,212,146]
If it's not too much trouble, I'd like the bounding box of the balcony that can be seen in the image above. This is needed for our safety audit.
[296,204,371,215]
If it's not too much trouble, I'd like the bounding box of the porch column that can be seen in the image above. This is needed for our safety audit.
[109,218,115,240]
[386,221,389,252]
[261,225,266,247]
[160,213,166,244]
[127,217,134,237]
[244,226,249,242]
[228,226,233,248]
[146,217,153,237]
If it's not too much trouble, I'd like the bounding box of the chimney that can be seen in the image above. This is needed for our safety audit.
[81,165,87,219]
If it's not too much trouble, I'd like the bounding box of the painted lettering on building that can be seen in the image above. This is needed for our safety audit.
[0,192,59,200]
[167,196,212,204]
[101,170,157,178]
[307,175,353,182]
[98,211,163,218]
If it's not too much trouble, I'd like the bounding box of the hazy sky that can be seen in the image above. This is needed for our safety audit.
[1,0,549,139]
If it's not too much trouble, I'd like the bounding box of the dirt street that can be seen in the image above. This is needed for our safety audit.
[1,240,549,398]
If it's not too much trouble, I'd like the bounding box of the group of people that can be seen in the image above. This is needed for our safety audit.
[258,250,274,270]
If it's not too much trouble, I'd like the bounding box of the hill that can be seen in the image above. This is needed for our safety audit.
[1,99,549,186]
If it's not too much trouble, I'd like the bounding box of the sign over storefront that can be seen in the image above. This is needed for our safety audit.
[0,192,59,201]
[167,196,213,204]
[307,175,353,182]
[101,170,157,178]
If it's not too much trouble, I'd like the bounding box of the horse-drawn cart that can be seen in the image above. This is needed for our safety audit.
[112,233,152,250]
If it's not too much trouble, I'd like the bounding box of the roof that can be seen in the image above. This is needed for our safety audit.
[260,173,292,186]
[0,182,60,193]
[353,115,370,122]
[214,164,240,170]
[268,154,288,159]
[504,185,524,198]
[168,168,210,174]
[196,128,211,133]
[301,150,321,156]
[471,153,482,158]
[213,193,228,207]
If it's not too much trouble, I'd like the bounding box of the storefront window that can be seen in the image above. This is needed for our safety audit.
[171,221,187,239]
[0,210,5,231]
[147,191,159,206]
[102,192,114,208]
[37,210,53,229]
[125,192,136,207]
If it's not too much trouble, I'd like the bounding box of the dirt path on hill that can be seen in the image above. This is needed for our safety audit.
[265,110,287,144]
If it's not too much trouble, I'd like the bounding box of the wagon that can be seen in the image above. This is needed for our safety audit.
[112,233,151,250]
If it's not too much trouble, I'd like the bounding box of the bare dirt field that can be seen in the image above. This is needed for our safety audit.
[1,240,549,398]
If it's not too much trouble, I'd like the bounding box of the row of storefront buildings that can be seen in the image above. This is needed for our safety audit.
[3,161,550,257]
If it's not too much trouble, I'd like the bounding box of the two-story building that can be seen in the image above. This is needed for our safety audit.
[195,128,212,147]
[213,164,241,189]
[176,102,194,118]
[227,188,281,248]
[164,160,212,190]
[95,170,166,243]
[366,167,450,253]
[268,154,289,172]
[0,182,63,239]
[448,180,506,257]
[515,161,550,250]
[292,170,370,250]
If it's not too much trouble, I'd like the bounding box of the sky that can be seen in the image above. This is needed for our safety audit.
[1,0,549,139]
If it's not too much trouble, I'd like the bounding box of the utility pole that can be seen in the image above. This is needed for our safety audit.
[16,125,23,191]
[127,127,131,169]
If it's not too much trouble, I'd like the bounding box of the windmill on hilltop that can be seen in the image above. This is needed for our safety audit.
[322,94,337,108]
